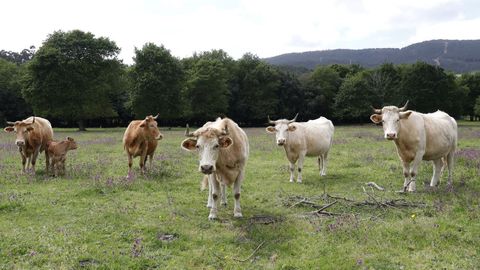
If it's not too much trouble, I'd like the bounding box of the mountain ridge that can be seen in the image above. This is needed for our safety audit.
[263,39,480,73]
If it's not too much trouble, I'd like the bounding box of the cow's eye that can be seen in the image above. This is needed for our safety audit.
[195,145,200,149]
[214,144,219,149]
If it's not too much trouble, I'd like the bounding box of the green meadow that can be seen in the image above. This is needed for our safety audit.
[0,123,479,269]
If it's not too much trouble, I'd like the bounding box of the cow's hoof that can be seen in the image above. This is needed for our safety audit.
[208,214,217,220]
[289,179,294,183]
[234,212,243,218]
[297,180,302,183]
[221,202,227,207]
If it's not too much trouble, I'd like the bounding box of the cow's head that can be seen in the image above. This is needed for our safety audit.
[140,114,163,140]
[65,136,78,150]
[4,117,36,147]
[370,101,412,140]
[266,113,298,146]
[181,124,233,175]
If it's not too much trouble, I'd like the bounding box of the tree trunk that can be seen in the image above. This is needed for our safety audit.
[78,119,87,131]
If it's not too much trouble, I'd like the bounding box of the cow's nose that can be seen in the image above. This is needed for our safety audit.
[16,141,25,146]
[386,133,396,140]
[201,165,214,174]
[277,139,285,146]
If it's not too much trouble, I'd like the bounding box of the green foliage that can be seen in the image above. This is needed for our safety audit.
[474,97,480,117]
[0,59,32,124]
[229,53,280,124]
[458,72,480,118]
[275,70,304,119]
[22,30,122,129]
[182,50,234,123]
[130,43,185,120]
[303,66,341,119]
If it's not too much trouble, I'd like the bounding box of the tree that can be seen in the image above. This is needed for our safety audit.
[458,72,480,120]
[275,69,304,119]
[22,30,122,130]
[229,53,280,125]
[0,46,35,64]
[474,96,480,118]
[0,59,32,124]
[302,66,341,119]
[333,70,381,122]
[398,62,466,117]
[129,43,184,122]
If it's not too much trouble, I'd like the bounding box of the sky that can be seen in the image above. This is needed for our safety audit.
[1,0,480,64]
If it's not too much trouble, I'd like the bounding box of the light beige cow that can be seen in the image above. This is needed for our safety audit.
[266,114,334,183]
[370,101,457,191]
[4,116,54,174]
[181,117,249,220]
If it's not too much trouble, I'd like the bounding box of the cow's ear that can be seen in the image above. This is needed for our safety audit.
[66,136,74,141]
[266,126,276,133]
[219,136,233,148]
[399,111,412,119]
[4,126,14,132]
[370,114,382,124]
[26,126,34,131]
[139,120,146,127]
[181,138,197,151]
[288,125,296,132]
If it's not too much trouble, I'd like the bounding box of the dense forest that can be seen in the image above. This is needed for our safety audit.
[265,40,480,73]
[1,30,480,130]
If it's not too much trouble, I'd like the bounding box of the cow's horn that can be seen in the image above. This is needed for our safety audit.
[31,116,35,124]
[399,100,409,112]
[267,115,276,125]
[288,113,299,123]
[222,125,229,136]
[371,106,382,114]
[153,113,159,120]
[6,121,16,125]
[185,124,195,137]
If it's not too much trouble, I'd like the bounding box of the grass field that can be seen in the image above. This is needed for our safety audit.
[0,122,479,269]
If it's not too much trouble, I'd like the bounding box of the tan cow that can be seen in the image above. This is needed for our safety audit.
[4,116,54,174]
[123,114,163,176]
[266,114,334,183]
[181,117,249,220]
[46,137,78,176]
[370,101,457,192]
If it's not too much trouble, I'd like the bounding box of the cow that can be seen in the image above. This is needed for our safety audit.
[370,101,458,192]
[4,116,54,174]
[181,117,249,220]
[122,114,164,176]
[46,136,78,176]
[266,114,334,183]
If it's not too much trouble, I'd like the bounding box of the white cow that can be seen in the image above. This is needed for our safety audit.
[181,117,249,220]
[370,101,457,192]
[266,114,334,183]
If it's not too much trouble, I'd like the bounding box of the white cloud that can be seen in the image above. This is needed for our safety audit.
[0,0,478,64]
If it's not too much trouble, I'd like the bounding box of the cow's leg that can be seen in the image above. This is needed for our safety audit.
[408,151,424,192]
[430,159,444,187]
[207,174,214,208]
[45,151,50,174]
[288,161,296,182]
[20,152,27,173]
[208,174,220,220]
[402,161,411,192]
[321,150,329,176]
[220,180,227,207]
[139,150,148,175]
[446,151,454,186]
[148,154,154,171]
[233,170,244,218]
[317,156,323,175]
[297,151,306,183]
[127,153,133,177]
[31,146,41,174]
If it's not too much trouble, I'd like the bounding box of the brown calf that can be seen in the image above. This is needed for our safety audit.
[46,137,78,176]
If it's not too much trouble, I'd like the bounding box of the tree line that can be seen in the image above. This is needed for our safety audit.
[1,30,480,130]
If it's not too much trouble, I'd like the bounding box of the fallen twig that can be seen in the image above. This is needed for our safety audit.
[366,182,385,191]
[232,241,266,262]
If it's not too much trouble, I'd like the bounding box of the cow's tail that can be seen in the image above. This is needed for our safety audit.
[200,175,208,191]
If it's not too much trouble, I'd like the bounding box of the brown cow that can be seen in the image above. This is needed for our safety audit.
[4,116,54,174]
[46,137,78,176]
[123,114,164,176]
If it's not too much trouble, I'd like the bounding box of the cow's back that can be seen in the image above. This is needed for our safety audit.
[422,111,457,160]
[302,117,334,156]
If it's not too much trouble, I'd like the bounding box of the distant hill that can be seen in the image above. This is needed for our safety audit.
[264,40,480,73]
